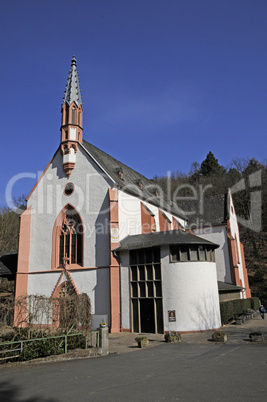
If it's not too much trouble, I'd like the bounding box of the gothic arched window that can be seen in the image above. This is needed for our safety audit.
[59,209,83,265]
[52,205,83,269]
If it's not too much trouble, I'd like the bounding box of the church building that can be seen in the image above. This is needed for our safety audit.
[14,57,251,334]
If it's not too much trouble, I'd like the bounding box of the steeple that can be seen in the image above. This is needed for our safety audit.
[63,56,82,107]
[60,56,83,178]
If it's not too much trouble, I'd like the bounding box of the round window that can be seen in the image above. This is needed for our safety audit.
[64,183,74,196]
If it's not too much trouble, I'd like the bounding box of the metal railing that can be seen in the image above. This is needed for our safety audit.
[0,330,99,362]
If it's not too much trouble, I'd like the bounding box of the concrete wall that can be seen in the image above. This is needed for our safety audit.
[193,226,232,283]
[161,246,221,332]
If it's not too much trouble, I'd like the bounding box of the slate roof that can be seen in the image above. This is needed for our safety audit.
[82,139,186,220]
[63,56,82,107]
[114,230,219,252]
[217,281,244,292]
[0,252,18,276]
[178,194,228,228]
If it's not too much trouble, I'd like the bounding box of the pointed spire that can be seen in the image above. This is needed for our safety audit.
[63,56,82,107]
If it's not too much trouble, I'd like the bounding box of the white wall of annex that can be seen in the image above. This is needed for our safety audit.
[27,146,113,272]
[193,226,232,283]
[161,246,221,332]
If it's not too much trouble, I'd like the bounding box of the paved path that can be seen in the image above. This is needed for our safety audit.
[1,340,267,401]
[109,315,267,354]
[0,316,266,401]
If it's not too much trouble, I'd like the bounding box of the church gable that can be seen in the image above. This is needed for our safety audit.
[26,144,113,272]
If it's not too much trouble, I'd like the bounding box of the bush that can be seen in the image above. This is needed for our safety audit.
[220,297,260,325]
[135,336,147,343]
[250,297,260,311]
[164,332,182,343]
[220,301,234,324]
[212,331,227,342]
[0,328,90,363]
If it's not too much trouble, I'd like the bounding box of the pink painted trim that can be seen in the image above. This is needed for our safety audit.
[159,209,171,231]
[141,202,156,233]
[51,271,65,298]
[51,275,80,328]
[14,205,32,326]
[240,242,251,298]
[109,188,121,333]
[24,266,110,274]
[66,270,80,295]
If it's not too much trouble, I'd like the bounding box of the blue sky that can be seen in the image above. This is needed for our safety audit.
[1,0,267,205]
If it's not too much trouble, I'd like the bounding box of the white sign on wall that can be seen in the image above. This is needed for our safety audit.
[110,227,119,243]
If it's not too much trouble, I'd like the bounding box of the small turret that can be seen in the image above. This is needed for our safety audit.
[60,56,83,178]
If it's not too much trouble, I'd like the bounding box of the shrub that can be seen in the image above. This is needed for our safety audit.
[135,336,147,343]
[164,332,182,343]
[250,297,260,311]
[212,331,227,342]
[249,331,262,337]
[220,297,260,325]
[0,328,90,363]
[220,301,234,324]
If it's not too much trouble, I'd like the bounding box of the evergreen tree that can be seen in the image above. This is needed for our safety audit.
[199,151,226,176]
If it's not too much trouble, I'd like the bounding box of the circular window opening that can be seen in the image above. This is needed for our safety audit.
[64,183,74,196]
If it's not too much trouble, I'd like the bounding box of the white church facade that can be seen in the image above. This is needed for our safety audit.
[14,57,251,333]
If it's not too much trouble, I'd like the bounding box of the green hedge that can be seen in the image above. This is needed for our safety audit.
[220,297,260,325]
[0,329,89,363]
[250,297,260,311]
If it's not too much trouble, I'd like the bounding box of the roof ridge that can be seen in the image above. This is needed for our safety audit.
[82,139,157,184]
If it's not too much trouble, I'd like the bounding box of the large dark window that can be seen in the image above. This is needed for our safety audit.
[59,209,83,266]
[130,247,163,334]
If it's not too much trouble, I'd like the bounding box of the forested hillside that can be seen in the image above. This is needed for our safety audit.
[154,152,267,303]
[0,196,26,254]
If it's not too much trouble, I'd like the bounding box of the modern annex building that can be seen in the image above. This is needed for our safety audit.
[14,57,251,333]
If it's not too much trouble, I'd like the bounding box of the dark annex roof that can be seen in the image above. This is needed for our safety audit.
[114,230,219,252]
[82,140,186,220]
[0,252,18,276]
[217,281,244,292]
[178,194,228,228]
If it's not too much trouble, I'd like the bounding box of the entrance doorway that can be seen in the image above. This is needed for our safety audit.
[140,299,155,333]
